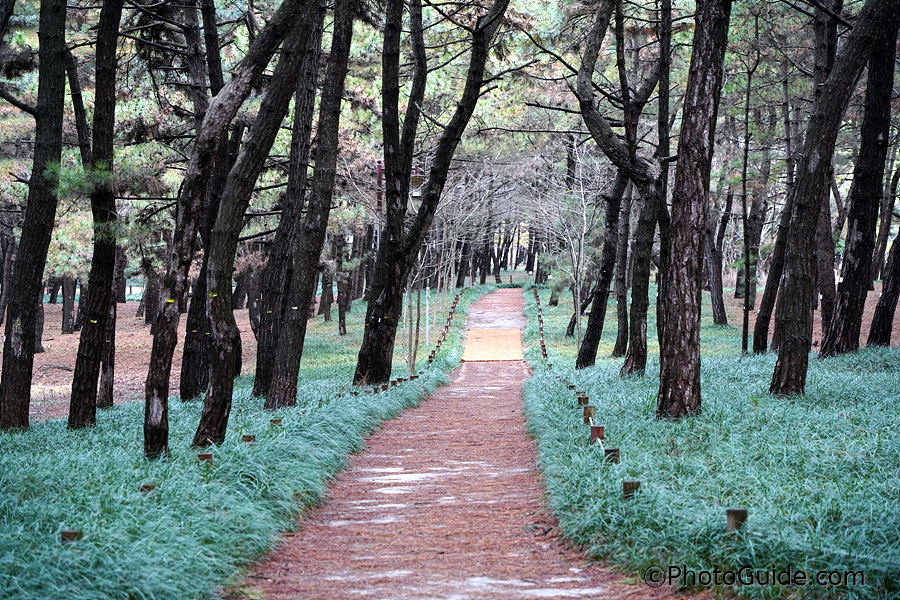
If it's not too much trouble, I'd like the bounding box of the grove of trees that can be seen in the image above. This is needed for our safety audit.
[0,0,898,451]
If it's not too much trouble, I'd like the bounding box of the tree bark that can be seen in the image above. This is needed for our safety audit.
[706,191,732,326]
[68,0,125,429]
[770,0,890,397]
[871,165,899,281]
[264,0,354,407]
[576,173,627,367]
[820,9,899,356]
[251,7,325,397]
[144,0,318,457]
[193,10,319,447]
[179,0,233,403]
[612,185,632,357]
[0,0,66,430]
[867,230,900,346]
[352,0,509,385]
[61,275,76,334]
[657,0,731,418]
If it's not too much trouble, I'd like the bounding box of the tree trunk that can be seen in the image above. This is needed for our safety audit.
[68,0,126,430]
[144,0,317,457]
[194,10,320,447]
[97,250,121,409]
[179,0,234,403]
[335,232,349,336]
[821,10,899,356]
[707,191,732,325]
[574,0,663,376]
[353,0,509,385]
[34,295,45,354]
[867,230,900,346]
[264,0,354,408]
[0,0,66,430]
[576,172,627,367]
[871,165,899,281]
[319,266,333,321]
[612,185,632,357]
[74,281,87,331]
[0,236,15,327]
[753,61,797,354]
[657,0,731,418]
[770,0,889,397]
[61,275,76,334]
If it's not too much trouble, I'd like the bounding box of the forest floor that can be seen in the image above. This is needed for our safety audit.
[14,302,258,422]
[233,289,697,600]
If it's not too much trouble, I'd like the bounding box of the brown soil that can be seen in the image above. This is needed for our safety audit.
[235,289,696,600]
[3,301,257,422]
[722,282,900,348]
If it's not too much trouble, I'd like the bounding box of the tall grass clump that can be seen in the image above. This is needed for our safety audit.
[0,287,485,600]
[523,286,900,599]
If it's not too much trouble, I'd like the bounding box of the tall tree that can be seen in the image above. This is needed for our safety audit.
[0,0,67,430]
[352,0,510,385]
[67,0,126,429]
[820,7,900,356]
[179,0,231,402]
[192,5,320,446]
[656,0,732,418]
[867,229,900,346]
[251,5,326,399]
[264,0,355,407]
[770,0,893,397]
[143,0,319,457]
[574,0,664,376]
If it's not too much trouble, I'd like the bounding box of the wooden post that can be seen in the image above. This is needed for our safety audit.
[590,424,604,444]
[197,452,213,464]
[582,405,596,422]
[727,508,748,532]
[623,480,640,499]
[242,434,256,443]
[604,447,619,463]
[139,483,156,493]
[270,418,282,427]
[60,530,82,543]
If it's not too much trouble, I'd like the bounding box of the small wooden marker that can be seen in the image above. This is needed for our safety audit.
[270,418,282,427]
[381,383,389,391]
[623,480,640,499]
[242,434,256,443]
[577,395,589,406]
[374,386,381,393]
[139,483,156,493]
[590,424,604,444]
[197,452,213,465]
[390,380,398,387]
[582,405,596,420]
[567,384,576,390]
[726,508,748,532]
[60,530,82,543]
[604,447,620,463]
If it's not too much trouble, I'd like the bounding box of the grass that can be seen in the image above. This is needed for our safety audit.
[0,285,489,600]
[522,284,900,599]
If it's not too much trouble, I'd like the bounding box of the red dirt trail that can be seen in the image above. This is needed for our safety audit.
[236,289,692,600]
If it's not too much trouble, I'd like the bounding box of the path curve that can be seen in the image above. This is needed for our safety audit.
[237,289,682,599]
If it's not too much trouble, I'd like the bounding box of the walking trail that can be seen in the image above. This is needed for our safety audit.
[237,289,685,599]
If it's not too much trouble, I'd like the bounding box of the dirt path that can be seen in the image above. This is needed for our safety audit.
[237,289,684,600]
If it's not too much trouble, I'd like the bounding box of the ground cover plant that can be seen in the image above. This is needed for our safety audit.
[0,286,489,600]
[523,285,900,600]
